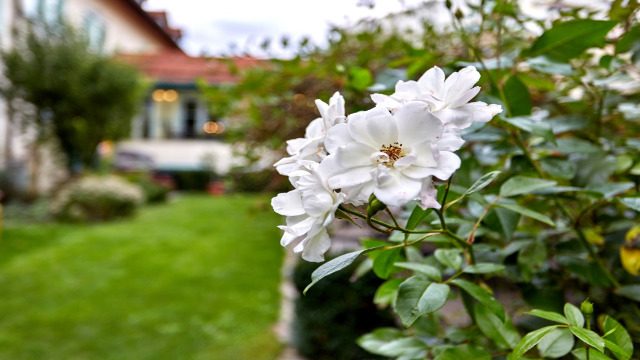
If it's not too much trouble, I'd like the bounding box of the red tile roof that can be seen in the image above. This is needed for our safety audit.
[118,51,263,84]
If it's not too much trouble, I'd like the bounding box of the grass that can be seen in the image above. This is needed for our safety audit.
[0,194,284,360]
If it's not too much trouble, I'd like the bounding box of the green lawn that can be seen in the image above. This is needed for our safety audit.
[0,194,284,360]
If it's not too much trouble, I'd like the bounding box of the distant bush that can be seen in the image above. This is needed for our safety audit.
[292,258,394,360]
[51,175,143,222]
[119,172,170,204]
[228,167,289,193]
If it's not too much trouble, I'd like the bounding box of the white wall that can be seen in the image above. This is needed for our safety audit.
[64,0,168,54]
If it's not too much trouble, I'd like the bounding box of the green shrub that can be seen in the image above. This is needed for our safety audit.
[292,258,394,360]
[228,167,289,193]
[50,175,143,222]
[119,172,170,204]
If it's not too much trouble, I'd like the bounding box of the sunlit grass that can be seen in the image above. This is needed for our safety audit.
[0,194,283,360]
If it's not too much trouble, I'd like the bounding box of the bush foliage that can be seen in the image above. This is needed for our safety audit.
[209,0,640,358]
[51,175,143,222]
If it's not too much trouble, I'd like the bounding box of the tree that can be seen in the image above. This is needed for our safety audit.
[1,23,146,174]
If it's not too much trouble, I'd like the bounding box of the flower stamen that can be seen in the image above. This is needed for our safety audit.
[379,142,405,166]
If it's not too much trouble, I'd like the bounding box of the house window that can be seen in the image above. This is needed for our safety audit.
[22,0,39,18]
[37,0,64,24]
[184,101,197,138]
[83,11,105,51]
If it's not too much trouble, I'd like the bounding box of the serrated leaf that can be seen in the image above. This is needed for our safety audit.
[495,201,555,226]
[600,315,633,360]
[564,303,585,327]
[503,76,532,116]
[620,198,640,212]
[394,276,449,326]
[304,249,365,294]
[570,326,605,352]
[474,303,521,349]
[465,171,501,195]
[374,278,403,307]
[526,19,616,61]
[538,328,574,358]
[434,249,463,270]
[395,262,442,281]
[451,279,505,321]
[528,309,569,324]
[463,263,505,274]
[500,176,557,197]
[373,248,401,279]
[509,325,560,359]
[406,203,432,230]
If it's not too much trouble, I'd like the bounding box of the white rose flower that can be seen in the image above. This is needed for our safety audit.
[274,92,346,175]
[323,102,460,208]
[371,66,502,131]
[271,161,345,262]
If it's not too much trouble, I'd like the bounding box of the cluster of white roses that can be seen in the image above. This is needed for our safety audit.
[272,66,502,262]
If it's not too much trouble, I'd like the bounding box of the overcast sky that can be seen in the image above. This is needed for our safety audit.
[144,0,423,57]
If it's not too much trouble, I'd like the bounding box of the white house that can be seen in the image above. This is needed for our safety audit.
[0,0,256,193]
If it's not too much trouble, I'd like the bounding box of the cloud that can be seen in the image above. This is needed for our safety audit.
[144,0,423,56]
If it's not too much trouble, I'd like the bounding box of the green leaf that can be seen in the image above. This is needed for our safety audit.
[394,276,449,326]
[527,309,569,324]
[395,262,442,281]
[570,326,605,353]
[509,325,560,359]
[495,201,555,226]
[501,117,554,142]
[526,19,617,61]
[527,56,573,75]
[373,248,401,279]
[564,303,585,327]
[586,183,634,198]
[465,171,501,195]
[349,66,373,90]
[406,203,431,230]
[435,344,492,360]
[474,303,521,349]
[619,198,640,212]
[463,263,505,274]
[500,176,557,197]
[503,75,532,116]
[600,315,633,360]
[538,328,574,358]
[374,278,403,307]
[417,283,450,315]
[572,348,613,360]
[304,249,365,294]
[357,328,427,358]
[615,285,640,302]
[605,340,631,360]
[616,25,640,53]
[434,249,463,270]
[495,208,520,240]
[451,279,505,321]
